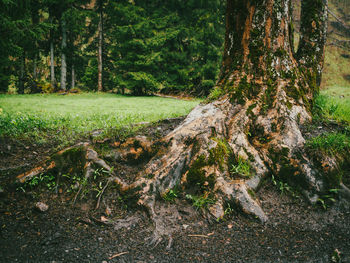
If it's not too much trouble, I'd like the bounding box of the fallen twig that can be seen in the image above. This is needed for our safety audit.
[95,179,110,210]
[108,252,128,259]
[188,234,209,238]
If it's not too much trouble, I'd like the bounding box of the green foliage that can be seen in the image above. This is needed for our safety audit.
[230,156,252,178]
[18,173,56,192]
[271,175,300,198]
[104,0,225,95]
[207,87,225,102]
[306,132,350,155]
[209,137,231,170]
[317,189,339,210]
[185,194,216,210]
[161,187,179,203]
[313,90,350,124]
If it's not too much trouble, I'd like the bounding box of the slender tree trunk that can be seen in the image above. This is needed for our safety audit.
[33,53,37,79]
[60,16,67,91]
[71,64,75,90]
[97,0,103,92]
[50,40,55,89]
[50,14,56,90]
[18,52,25,94]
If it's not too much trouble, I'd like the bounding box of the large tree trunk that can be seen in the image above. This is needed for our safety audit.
[18,0,336,247]
[60,16,67,91]
[120,0,331,235]
[97,0,103,92]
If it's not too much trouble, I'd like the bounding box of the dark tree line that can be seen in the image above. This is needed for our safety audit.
[0,0,226,96]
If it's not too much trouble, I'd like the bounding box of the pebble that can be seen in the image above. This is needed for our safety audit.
[35,202,49,212]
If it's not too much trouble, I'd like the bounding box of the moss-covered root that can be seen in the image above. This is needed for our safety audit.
[16,142,129,190]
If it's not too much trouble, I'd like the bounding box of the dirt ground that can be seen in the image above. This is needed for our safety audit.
[1,119,350,263]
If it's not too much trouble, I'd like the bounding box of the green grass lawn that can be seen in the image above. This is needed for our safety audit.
[318,86,350,123]
[0,93,200,144]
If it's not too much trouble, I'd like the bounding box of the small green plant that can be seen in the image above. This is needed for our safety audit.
[230,156,251,178]
[207,87,225,102]
[331,248,341,263]
[271,175,300,198]
[224,203,233,216]
[317,189,338,210]
[306,132,350,155]
[161,188,179,203]
[18,173,56,192]
[185,193,216,210]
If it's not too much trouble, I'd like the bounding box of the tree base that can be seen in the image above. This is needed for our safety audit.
[16,98,348,246]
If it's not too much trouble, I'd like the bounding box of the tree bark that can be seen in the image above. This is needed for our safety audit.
[18,52,25,94]
[33,52,37,79]
[297,0,328,86]
[60,16,67,91]
[50,15,56,90]
[97,0,103,92]
[50,40,56,89]
[71,64,75,90]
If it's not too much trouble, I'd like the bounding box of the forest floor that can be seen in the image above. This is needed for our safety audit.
[1,117,350,263]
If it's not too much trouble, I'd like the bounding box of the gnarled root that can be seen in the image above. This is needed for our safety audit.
[16,89,340,247]
[16,142,129,203]
[127,89,329,227]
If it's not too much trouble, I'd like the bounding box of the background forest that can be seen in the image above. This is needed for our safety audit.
[0,0,349,96]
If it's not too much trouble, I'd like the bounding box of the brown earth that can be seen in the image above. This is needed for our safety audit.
[0,118,350,263]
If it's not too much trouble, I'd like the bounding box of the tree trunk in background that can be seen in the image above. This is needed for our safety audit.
[60,16,67,91]
[97,0,103,92]
[33,52,37,79]
[71,64,75,90]
[50,40,55,89]
[18,52,25,94]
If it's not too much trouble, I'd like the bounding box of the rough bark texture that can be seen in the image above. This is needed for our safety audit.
[18,0,338,247]
[297,0,328,86]
[60,17,67,91]
[50,17,56,90]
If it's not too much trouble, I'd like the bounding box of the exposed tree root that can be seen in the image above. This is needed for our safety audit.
[16,91,347,246]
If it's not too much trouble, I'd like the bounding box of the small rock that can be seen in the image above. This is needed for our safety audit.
[91,130,103,138]
[105,206,112,216]
[35,202,49,212]
[7,145,11,151]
